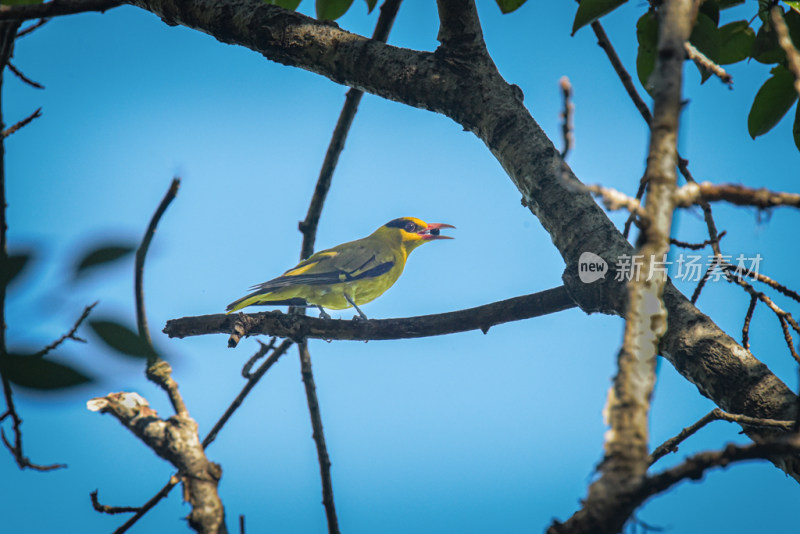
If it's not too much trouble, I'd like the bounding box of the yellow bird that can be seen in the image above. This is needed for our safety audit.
[226,217,454,319]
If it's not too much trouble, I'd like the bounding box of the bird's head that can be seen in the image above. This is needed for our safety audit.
[377,217,455,253]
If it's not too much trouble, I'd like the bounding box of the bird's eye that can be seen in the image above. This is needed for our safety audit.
[404,221,416,232]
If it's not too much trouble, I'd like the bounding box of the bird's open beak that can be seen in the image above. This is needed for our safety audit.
[419,223,455,240]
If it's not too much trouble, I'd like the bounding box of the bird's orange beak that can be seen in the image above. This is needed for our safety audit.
[419,223,455,240]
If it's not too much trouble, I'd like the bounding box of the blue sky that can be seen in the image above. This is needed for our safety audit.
[3,1,800,533]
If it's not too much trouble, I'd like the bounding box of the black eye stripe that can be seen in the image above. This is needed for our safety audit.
[384,218,408,229]
[385,218,418,232]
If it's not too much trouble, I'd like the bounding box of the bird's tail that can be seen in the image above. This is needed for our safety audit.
[225,291,307,314]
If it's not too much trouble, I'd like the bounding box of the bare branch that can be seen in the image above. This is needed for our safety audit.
[32,301,96,358]
[0,19,63,472]
[2,107,41,138]
[87,392,226,533]
[202,339,293,448]
[684,41,732,86]
[742,293,757,350]
[298,341,339,534]
[559,76,574,159]
[7,62,43,89]
[1,428,66,470]
[584,183,646,217]
[135,178,185,415]
[591,21,652,125]
[90,490,141,515]
[0,0,121,21]
[15,18,48,38]
[772,6,800,96]
[136,178,179,359]
[164,287,577,343]
[674,181,800,209]
[670,230,726,250]
[112,477,179,534]
[650,408,794,465]
[643,436,800,499]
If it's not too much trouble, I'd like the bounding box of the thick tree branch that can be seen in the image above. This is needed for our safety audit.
[164,287,577,342]
[566,3,698,533]
[124,0,798,482]
[87,392,227,534]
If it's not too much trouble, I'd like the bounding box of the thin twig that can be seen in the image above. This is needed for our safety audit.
[15,18,47,38]
[2,107,41,138]
[684,41,732,86]
[135,178,187,416]
[649,408,794,465]
[299,341,339,534]
[0,20,62,472]
[294,4,403,532]
[90,490,141,515]
[669,230,726,250]
[112,477,180,534]
[241,337,276,379]
[1,428,65,470]
[728,272,800,364]
[32,301,96,358]
[690,262,715,304]
[742,293,757,350]
[136,177,179,355]
[7,62,43,89]
[591,21,653,125]
[559,76,573,159]
[203,339,293,448]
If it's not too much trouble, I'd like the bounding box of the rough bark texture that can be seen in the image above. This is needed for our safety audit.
[119,0,797,479]
[163,287,577,342]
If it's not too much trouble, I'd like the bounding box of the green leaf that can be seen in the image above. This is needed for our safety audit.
[636,11,658,95]
[793,103,800,152]
[0,0,44,5]
[264,0,302,9]
[758,0,773,24]
[73,244,136,279]
[1,352,92,390]
[699,0,720,26]
[316,0,354,20]
[89,319,157,360]
[495,0,527,14]
[748,66,799,138]
[786,7,800,44]
[365,0,377,13]
[689,12,721,83]
[2,253,32,288]
[572,0,627,35]
[718,21,755,64]
[751,23,785,64]
[785,1,800,14]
